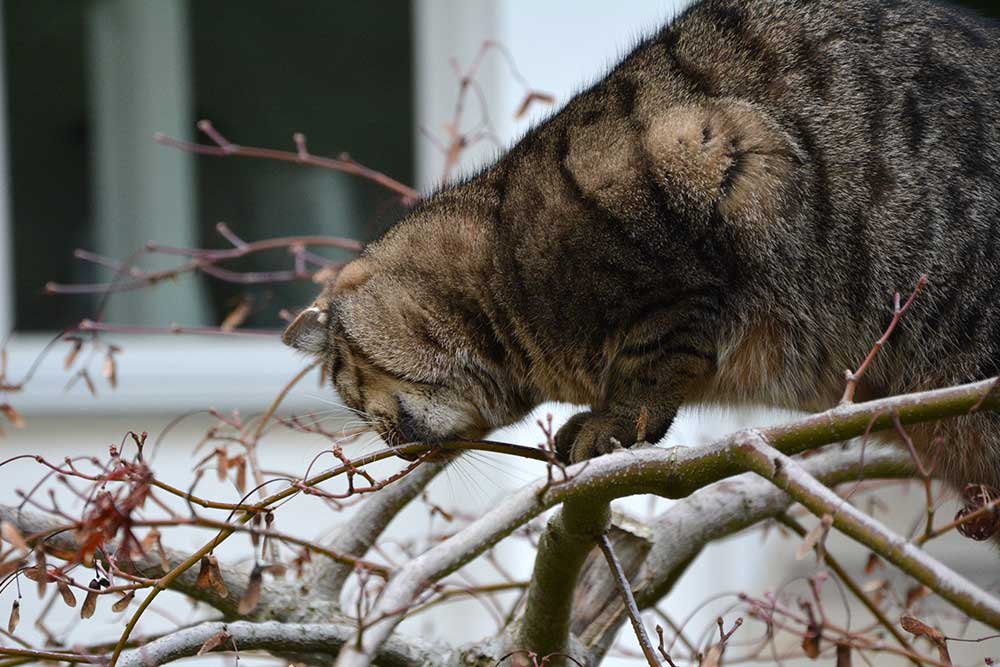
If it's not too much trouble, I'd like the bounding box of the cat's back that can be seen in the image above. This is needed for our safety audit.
[660,0,1000,107]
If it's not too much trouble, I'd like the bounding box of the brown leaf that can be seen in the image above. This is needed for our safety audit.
[7,599,18,633]
[836,643,852,667]
[81,370,98,397]
[57,581,77,608]
[0,404,25,429]
[0,558,24,581]
[215,448,228,482]
[238,565,263,615]
[1,522,29,553]
[233,457,247,494]
[207,555,228,599]
[901,613,952,665]
[140,528,161,554]
[864,553,884,575]
[112,591,134,612]
[221,299,253,332]
[101,353,117,389]
[63,338,83,370]
[80,588,98,619]
[801,627,821,659]
[196,556,213,590]
[197,628,231,655]
[514,90,556,120]
[250,513,261,549]
[796,514,833,562]
[34,549,47,597]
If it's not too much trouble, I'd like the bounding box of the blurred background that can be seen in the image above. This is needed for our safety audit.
[1,1,999,664]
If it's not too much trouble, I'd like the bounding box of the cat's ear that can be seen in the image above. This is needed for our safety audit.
[333,259,370,294]
[282,306,329,354]
[643,103,802,223]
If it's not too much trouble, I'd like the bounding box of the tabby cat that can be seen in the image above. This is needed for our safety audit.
[283,0,1000,492]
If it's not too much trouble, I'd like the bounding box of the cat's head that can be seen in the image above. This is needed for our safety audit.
[281,208,527,455]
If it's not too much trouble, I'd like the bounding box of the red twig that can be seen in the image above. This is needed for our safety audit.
[156,120,420,204]
[841,274,928,404]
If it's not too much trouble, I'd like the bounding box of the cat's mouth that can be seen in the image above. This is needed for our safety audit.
[380,421,435,461]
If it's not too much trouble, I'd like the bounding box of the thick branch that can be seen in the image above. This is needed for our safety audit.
[335,375,1000,667]
[737,433,1000,628]
[117,620,450,667]
[512,498,610,660]
[582,445,914,664]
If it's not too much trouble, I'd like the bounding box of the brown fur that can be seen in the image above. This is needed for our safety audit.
[285,0,1000,491]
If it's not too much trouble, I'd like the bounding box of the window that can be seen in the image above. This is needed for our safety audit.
[4,0,413,332]
[1,0,413,414]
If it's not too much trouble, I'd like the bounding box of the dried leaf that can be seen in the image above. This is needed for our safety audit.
[864,553,884,575]
[140,528,161,554]
[801,623,822,659]
[238,565,263,615]
[197,628,231,655]
[234,457,247,494]
[34,548,47,597]
[80,587,98,619]
[7,599,18,633]
[216,448,228,482]
[250,513,261,549]
[81,370,98,397]
[836,643,852,667]
[901,614,952,665]
[1,522,29,553]
[57,581,77,608]
[0,558,24,581]
[207,555,228,599]
[514,90,556,119]
[796,514,833,562]
[101,353,117,389]
[196,556,213,590]
[221,299,253,332]
[112,591,134,612]
[63,338,83,370]
[0,404,25,429]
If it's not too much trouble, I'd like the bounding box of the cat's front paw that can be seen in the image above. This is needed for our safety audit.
[554,411,637,464]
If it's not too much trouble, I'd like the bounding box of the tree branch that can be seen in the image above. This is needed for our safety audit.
[582,444,915,664]
[117,620,450,667]
[336,372,1000,667]
[0,506,257,617]
[736,432,1000,628]
[511,498,610,661]
[310,457,450,601]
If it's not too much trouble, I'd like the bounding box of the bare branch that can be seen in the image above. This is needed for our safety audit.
[511,499,610,660]
[736,433,1000,628]
[156,121,420,203]
[117,620,450,667]
[311,457,450,600]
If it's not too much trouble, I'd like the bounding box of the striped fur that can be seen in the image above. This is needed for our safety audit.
[286,0,1000,490]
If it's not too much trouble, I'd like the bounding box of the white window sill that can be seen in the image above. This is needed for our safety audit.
[4,333,323,416]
